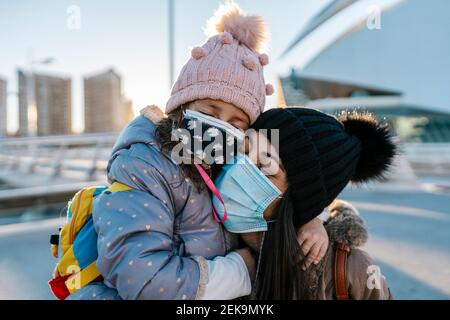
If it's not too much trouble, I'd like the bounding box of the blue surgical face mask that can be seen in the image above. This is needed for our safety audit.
[212,153,282,233]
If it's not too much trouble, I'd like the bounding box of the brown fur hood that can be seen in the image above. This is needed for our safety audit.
[324,199,368,248]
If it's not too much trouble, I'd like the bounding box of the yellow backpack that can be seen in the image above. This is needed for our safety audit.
[48,182,132,299]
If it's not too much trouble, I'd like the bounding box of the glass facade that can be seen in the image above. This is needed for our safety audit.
[279,74,450,143]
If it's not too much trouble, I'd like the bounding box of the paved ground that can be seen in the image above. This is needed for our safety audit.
[340,186,450,299]
[0,218,61,299]
[0,185,449,300]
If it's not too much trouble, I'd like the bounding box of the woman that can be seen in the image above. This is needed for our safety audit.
[212,107,397,299]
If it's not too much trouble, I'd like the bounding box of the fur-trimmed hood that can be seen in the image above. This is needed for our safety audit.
[301,200,392,300]
[325,199,368,248]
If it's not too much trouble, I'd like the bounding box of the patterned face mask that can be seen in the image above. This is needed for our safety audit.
[175,110,245,165]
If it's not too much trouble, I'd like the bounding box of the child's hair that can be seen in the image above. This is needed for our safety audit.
[155,105,209,191]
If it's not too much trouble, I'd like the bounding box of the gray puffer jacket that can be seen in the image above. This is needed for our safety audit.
[69,108,236,300]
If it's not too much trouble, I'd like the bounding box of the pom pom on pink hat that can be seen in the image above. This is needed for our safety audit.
[166,3,271,124]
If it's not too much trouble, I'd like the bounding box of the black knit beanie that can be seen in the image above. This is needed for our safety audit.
[252,107,397,226]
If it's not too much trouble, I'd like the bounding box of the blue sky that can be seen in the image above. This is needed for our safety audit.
[0,0,330,133]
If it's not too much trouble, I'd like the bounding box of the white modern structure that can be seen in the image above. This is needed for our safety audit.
[279,0,450,143]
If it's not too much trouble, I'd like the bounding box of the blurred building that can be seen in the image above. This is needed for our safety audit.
[0,77,6,137]
[122,97,135,125]
[279,0,450,143]
[18,70,72,136]
[84,68,134,133]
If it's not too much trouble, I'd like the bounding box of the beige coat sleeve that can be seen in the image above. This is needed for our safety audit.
[347,248,393,300]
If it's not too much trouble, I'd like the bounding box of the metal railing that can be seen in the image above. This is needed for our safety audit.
[0,135,449,213]
[1,136,449,180]
[0,133,118,182]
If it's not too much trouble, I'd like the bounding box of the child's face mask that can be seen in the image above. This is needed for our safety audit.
[212,153,282,233]
[176,110,245,165]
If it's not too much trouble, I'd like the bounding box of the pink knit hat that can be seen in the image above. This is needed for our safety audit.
[166,3,272,125]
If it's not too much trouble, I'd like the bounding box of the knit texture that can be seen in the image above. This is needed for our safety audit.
[166,3,271,124]
[252,108,362,225]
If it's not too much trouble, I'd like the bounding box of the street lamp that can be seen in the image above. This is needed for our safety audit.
[168,0,175,89]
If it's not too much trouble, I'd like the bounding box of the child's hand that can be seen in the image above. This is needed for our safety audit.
[297,218,329,270]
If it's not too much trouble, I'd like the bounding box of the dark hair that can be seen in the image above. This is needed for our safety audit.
[255,189,322,300]
[155,105,216,191]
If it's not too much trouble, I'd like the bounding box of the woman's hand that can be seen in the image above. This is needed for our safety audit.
[297,218,329,270]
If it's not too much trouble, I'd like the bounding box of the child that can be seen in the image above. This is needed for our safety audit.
[69,3,328,300]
